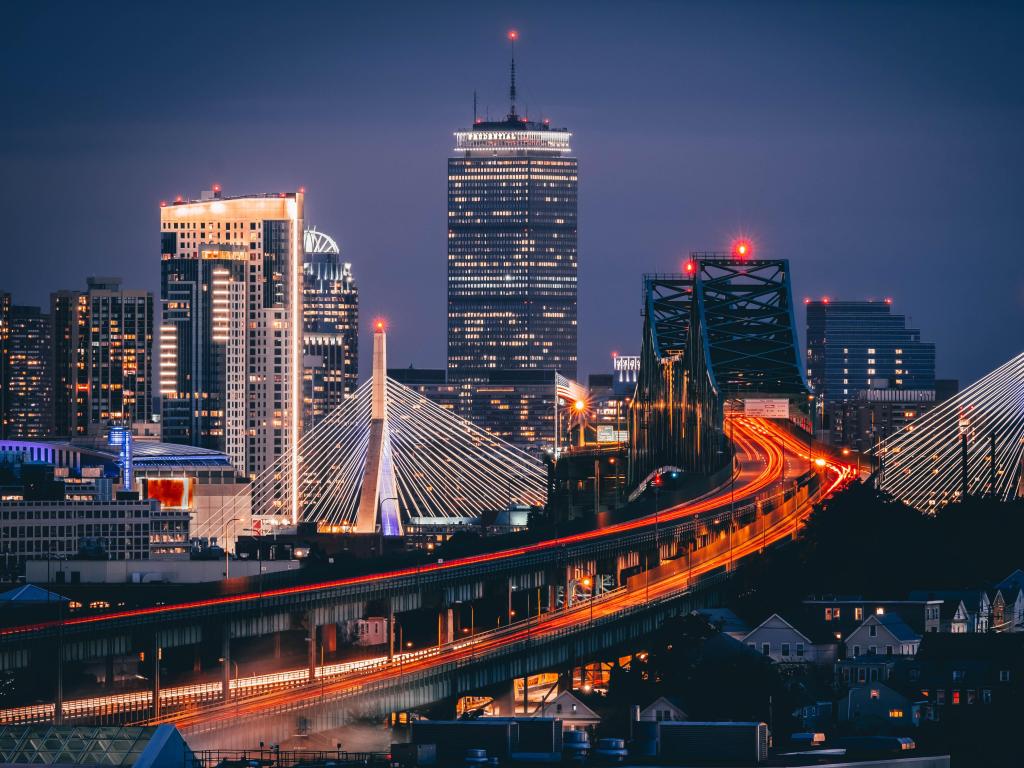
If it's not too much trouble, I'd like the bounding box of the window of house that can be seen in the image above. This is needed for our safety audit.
[870,689,880,700]
[952,670,964,681]
[869,624,877,637]
[782,643,790,657]
[853,645,861,657]
[967,689,976,705]
[868,646,877,655]
[889,709,903,718]
[982,689,992,703]
[854,607,863,620]
[796,643,805,657]
[825,608,833,621]
[952,690,961,705]
[869,668,879,682]
[762,643,770,656]
[857,668,867,683]
[886,645,894,656]
[936,689,945,705]
[876,607,885,615]
[999,670,1011,682]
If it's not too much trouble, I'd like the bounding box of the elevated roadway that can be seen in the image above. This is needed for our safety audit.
[0,418,855,742]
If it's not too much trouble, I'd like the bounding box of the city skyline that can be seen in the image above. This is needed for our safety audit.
[2,2,1022,387]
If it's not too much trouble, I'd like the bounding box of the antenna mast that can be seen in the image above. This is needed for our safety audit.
[508,30,518,118]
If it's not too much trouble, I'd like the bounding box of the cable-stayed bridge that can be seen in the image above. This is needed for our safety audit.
[195,325,546,540]
[876,350,1024,510]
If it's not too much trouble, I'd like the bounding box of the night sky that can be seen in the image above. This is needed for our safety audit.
[2,1,1022,386]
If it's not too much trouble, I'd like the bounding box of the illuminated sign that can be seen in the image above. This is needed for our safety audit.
[597,425,628,443]
[744,399,790,418]
[613,356,640,372]
[139,478,194,510]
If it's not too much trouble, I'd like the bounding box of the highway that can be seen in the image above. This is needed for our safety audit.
[0,417,854,728]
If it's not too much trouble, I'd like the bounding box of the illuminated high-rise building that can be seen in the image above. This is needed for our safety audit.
[302,228,358,428]
[50,278,153,438]
[805,299,935,404]
[159,188,305,517]
[447,35,578,380]
[1,304,53,439]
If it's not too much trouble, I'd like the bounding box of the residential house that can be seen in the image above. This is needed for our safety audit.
[695,608,750,641]
[845,613,921,658]
[992,587,1024,632]
[938,599,970,634]
[836,655,900,687]
[903,633,1024,722]
[801,598,943,641]
[638,696,688,723]
[839,681,922,727]
[743,614,837,665]
[995,568,1024,593]
[909,590,991,633]
[537,690,601,731]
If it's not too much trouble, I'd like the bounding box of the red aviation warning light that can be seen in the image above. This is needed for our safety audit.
[684,260,696,274]
[374,318,386,332]
[732,239,753,259]
[508,29,518,41]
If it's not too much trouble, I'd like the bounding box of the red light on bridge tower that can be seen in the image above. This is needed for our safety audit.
[732,239,753,259]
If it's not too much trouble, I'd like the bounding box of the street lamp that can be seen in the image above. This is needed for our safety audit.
[581,576,595,624]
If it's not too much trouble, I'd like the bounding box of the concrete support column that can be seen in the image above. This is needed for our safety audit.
[273,631,282,659]
[151,640,161,720]
[221,631,231,701]
[491,679,516,717]
[192,645,202,673]
[522,674,530,716]
[437,608,454,646]
[387,601,395,661]
[308,623,318,682]
[323,623,337,654]
[105,655,115,689]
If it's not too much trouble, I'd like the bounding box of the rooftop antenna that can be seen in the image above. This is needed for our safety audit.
[508,29,518,119]
[473,90,478,123]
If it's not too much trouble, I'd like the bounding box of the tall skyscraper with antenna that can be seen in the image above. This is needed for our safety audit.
[447,31,578,381]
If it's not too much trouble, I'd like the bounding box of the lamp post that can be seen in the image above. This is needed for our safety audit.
[582,576,594,625]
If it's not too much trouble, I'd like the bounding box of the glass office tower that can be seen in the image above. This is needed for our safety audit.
[447,104,578,380]
[805,299,935,404]
[302,228,359,428]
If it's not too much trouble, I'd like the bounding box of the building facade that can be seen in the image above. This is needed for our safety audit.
[447,93,578,380]
[50,278,154,438]
[805,299,935,405]
[303,228,358,428]
[1,304,53,439]
[159,189,305,517]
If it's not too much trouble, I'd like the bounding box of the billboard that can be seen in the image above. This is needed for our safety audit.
[744,398,790,418]
[139,477,194,510]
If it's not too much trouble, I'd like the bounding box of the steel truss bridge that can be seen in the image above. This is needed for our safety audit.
[630,253,808,487]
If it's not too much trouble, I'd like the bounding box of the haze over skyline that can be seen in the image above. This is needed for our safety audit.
[2,0,1022,385]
